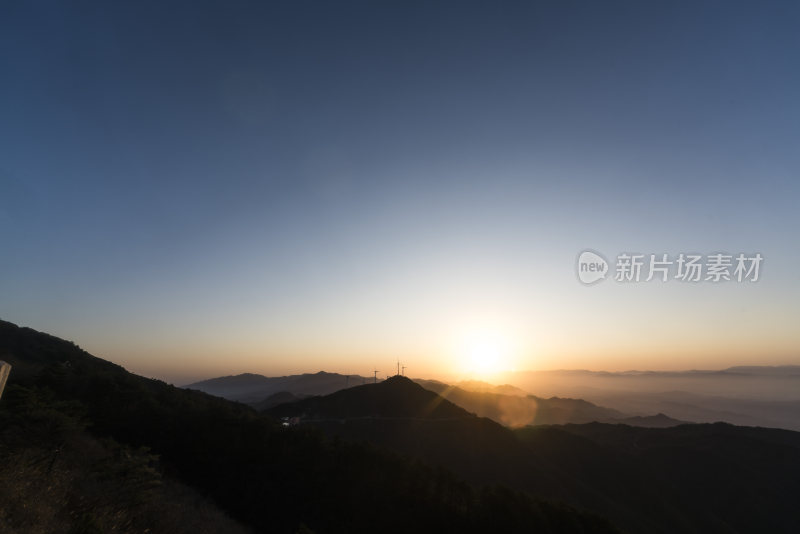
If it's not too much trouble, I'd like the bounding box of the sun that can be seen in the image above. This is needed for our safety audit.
[459,330,512,378]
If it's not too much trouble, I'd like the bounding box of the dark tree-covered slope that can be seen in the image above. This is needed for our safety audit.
[0,319,619,534]
[269,371,800,533]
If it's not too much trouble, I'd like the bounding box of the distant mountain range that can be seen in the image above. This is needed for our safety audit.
[187,365,800,430]
[504,367,800,430]
[414,378,686,427]
[184,371,369,404]
[187,372,686,427]
[510,366,800,377]
[447,379,531,396]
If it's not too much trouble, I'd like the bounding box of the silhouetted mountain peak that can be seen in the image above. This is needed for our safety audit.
[357,374,428,391]
[612,412,688,428]
[268,374,475,420]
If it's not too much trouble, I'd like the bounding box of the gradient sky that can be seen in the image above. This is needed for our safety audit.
[2,1,799,384]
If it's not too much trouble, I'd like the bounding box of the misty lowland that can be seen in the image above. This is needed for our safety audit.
[2,320,800,533]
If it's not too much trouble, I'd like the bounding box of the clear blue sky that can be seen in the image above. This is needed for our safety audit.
[1,1,799,383]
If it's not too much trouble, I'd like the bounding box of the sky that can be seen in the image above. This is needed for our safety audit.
[1,1,799,384]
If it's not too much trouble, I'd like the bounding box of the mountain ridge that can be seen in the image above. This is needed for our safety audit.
[268,375,475,420]
[185,370,370,404]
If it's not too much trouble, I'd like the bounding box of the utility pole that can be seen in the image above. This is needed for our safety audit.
[373,369,379,383]
[402,365,407,376]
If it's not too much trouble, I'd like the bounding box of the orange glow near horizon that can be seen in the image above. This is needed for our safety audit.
[39,279,800,387]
